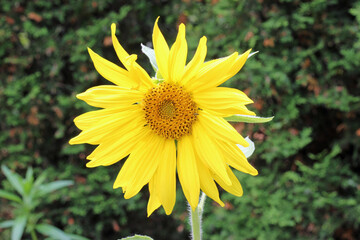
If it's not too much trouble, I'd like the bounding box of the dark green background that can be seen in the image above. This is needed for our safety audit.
[1,0,359,239]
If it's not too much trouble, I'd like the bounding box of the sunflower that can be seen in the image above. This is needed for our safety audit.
[70,17,263,216]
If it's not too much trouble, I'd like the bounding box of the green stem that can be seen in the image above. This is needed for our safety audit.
[31,229,38,240]
[189,192,207,240]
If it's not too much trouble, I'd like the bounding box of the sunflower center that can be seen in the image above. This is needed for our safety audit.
[143,82,198,139]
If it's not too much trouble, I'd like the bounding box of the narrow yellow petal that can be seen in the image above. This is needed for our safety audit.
[212,165,243,197]
[194,87,253,106]
[181,36,207,86]
[220,141,258,176]
[151,139,177,215]
[74,107,125,131]
[191,122,232,185]
[196,156,224,207]
[111,23,131,69]
[191,50,251,93]
[224,49,251,83]
[86,122,148,168]
[153,17,169,80]
[69,108,141,145]
[114,134,165,200]
[177,135,200,210]
[87,48,136,88]
[168,23,187,83]
[186,52,238,92]
[128,55,155,89]
[76,85,144,109]
[147,178,161,217]
[197,111,249,147]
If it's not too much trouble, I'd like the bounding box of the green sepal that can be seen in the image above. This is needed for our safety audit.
[225,114,274,123]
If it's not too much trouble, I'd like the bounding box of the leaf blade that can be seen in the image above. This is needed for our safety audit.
[38,180,73,196]
[225,114,274,123]
[0,190,22,203]
[35,224,71,240]
[11,215,27,240]
[1,165,24,196]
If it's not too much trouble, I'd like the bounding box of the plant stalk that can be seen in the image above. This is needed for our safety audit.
[31,229,38,240]
[189,192,207,240]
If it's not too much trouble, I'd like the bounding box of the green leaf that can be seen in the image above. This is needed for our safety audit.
[1,165,24,196]
[225,114,274,123]
[120,235,154,240]
[0,190,22,203]
[0,220,14,229]
[25,167,34,183]
[33,171,48,188]
[19,32,30,49]
[65,233,90,240]
[141,44,158,72]
[38,180,73,196]
[11,215,27,240]
[35,224,70,240]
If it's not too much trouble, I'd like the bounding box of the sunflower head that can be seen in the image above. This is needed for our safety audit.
[70,17,271,216]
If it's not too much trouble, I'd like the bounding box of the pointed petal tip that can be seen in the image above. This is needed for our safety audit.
[111,23,116,34]
[200,36,207,43]
[164,207,173,215]
[250,168,258,176]
[68,138,76,145]
[75,93,84,100]
[218,200,225,207]
[85,161,98,168]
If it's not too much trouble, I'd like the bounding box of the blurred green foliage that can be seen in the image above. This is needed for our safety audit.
[0,0,359,239]
[0,165,86,240]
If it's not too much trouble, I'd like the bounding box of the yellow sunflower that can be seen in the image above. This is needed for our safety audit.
[70,17,265,216]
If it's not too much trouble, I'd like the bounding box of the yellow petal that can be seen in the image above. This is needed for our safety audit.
[113,134,165,199]
[219,141,258,176]
[76,85,144,109]
[147,178,161,217]
[111,24,154,90]
[74,107,126,131]
[223,49,251,84]
[197,111,249,147]
[195,156,224,207]
[177,135,200,211]
[153,17,169,80]
[127,55,155,90]
[69,108,141,145]
[86,122,148,168]
[212,165,243,197]
[168,23,187,83]
[185,52,238,92]
[191,122,231,185]
[181,36,207,86]
[87,48,136,88]
[111,23,131,69]
[194,87,253,106]
[152,139,177,215]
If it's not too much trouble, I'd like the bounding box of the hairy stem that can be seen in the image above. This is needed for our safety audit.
[189,192,207,240]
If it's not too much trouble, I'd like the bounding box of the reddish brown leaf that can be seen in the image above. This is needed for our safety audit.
[244,32,254,42]
[28,12,43,23]
[103,36,112,47]
[356,128,360,137]
[263,38,275,47]
[112,220,120,232]
[5,16,15,25]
